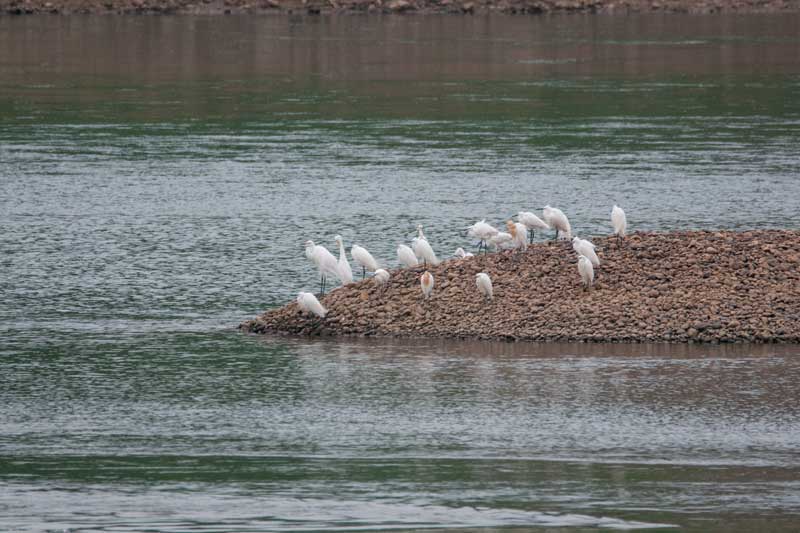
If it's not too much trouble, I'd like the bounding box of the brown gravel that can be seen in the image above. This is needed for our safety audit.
[242,230,800,344]
[2,0,797,15]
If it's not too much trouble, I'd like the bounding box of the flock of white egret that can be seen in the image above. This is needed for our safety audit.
[297,205,628,319]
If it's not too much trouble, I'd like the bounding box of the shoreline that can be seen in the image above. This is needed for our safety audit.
[2,0,798,16]
[242,230,800,345]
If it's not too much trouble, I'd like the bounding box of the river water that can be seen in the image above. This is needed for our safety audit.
[2,13,800,532]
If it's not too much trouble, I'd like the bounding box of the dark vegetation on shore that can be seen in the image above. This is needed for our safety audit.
[243,230,800,344]
[2,0,797,16]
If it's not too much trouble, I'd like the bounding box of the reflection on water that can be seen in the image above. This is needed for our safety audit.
[1,12,800,533]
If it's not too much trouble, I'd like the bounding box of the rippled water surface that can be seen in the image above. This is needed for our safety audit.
[2,13,800,532]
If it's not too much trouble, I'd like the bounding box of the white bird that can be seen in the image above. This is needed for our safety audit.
[475,272,493,301]
[489,231,513,250]
[467,220,499,254]
[572,236,600,267]
[297,291,327,318]
[542,205,572,241]
[420,270,434,299]
[412,236,440,266]
[305,240,339,295]
[577,255,594,290]
[518,211,550,243]
[454,247,474,259]
[351,244,379,279]
[397,244,419,268]
[506,220,528,251]
[373,268,390,286]
[334,235,353,285]
[611,205,627,240]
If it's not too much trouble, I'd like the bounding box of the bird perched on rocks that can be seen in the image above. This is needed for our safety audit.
[475,272,493,301]
[420,271,434,299]
[305,240,339,295]
[468,220,499,254]
[351,244,379,279]
[454,247,474,259]
[577,255,594,290]
[397,244,418,268]
[518,211,550,243]
[611,205,627,240]
[506,220,528,251]
[334,235,353,285]
[373,268,390,286]
[412,225,440,266]
[297,291,327,318]
[542,205,572,241]
[572,236,600,267]
[489,231,513,250]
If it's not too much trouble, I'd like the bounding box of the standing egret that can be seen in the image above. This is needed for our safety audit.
[572,236,600,267]
[297,291,327,318]
[518,211,550,243]
[454,247,474,259]
[373,268,390,286]
[475,272,493,301]
[611,205,627,240]
[397,244,419,268]
[542,206,572,241]
[305,240,339,295]
[412,236,440,266]
[351,244,379,279]
[334,235,353,285]
[489,231,513,250]
[577,255,594,290]
[467,220,499,254]
[506,220,528,251]
[420,271,434,299]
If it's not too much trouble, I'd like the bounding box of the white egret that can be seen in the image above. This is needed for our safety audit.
[297,291,327,318]
[420,271,434,299]
[412,236,440,267]
[518,211,550,243]
[542,205,572,241]
[351,244,379,279]
[475,272,493,301]
[467,220,499,254]
[454,247,474,259]
[334,235,353,285]
[373,268,390,286]
[506,220,528,251]
[572,236,600,267]
[489,231,513,250]
[611,205,627,240]
[397,244,418,268]
[577,255,594,290]
[305,240,339,295]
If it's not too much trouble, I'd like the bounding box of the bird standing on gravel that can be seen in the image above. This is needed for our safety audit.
[454,247,474,259]
[334,235,353,285]
[468,220,499,254]
[351,244,379,279]
[305,240,339,295]
[412,225,440,266]
[542,205,572,241]
[518,211,550,243]
[611,205,627,240]
[373,268,390,286]
[297,292,327,318]
[475,272,493,301]
[420,271,434,299]
[506,220,528,251]
[572,236,600,267]
[397,244,418,268]
[577,256,594,290]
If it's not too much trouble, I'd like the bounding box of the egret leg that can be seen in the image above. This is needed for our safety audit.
[362,266,366,280]
[529,230,534,245]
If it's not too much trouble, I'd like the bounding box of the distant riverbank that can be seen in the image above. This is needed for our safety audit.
[2,0,798,15]
[243,230,800,344]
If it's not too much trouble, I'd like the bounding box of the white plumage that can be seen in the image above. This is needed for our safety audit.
[351,244,379,278]
[420,271,434,299]
[454,247,474,259]
[542,205,572,240]
[373,268,390,285]
[305,240,339,294]
[572,236,600,267]
[518,211,549,242]
[467,220,499,254]
[397,244,419,268]
[489,231,513,250]
[334,235,353,285]
[475,272,493,301]
[412,237,440,266]
[506,220,528,251]
[577,255,594,289]
[611,205,627,238]
[297,291,327,318]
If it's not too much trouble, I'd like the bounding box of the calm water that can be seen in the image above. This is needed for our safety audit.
[2,13,800,532]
